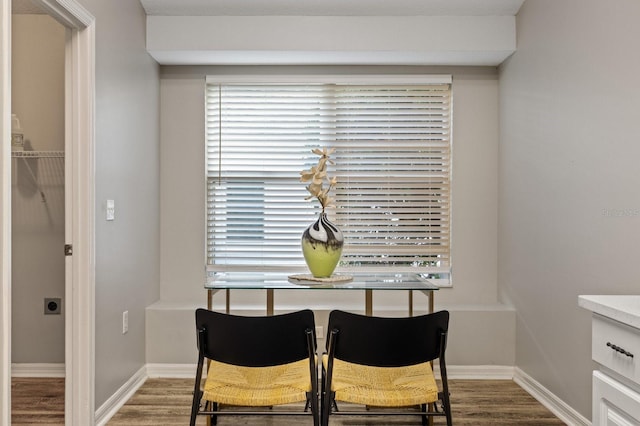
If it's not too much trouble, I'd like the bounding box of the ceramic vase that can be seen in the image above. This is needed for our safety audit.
[301,212,344,278]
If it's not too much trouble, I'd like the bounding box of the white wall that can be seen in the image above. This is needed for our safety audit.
[499,0,640,419]
[149,65,515,367]
[76,0,161,408]
[11,14,65,363]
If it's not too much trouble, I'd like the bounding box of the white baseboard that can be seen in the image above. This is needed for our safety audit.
[145,363,516,381]
[440,365,514,380]
[11,363,65,377]
[95,366,147,426]
[514,367,591,426]
[146,363,197,378]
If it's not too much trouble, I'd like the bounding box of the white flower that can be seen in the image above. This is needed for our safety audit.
[300,147,337,211]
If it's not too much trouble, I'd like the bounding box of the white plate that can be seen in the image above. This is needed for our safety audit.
[287,274,353,285]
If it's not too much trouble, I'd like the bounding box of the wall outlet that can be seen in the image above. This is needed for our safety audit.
[315,325,324,337]
[44,298,61,315]
[122,311,129,334]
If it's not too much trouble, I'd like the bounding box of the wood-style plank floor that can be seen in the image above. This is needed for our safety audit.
[12,377,567,425]
[11,378,65,425]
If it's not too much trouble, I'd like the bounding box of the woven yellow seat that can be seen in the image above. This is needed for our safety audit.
[203,358,312,406]
[321,356,438,407]
[321,310,452,426]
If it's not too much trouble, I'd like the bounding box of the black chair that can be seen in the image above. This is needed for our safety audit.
[190,308,319,426]
[321,310,452,426]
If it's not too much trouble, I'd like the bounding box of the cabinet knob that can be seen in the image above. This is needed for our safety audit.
[607,342,634,358]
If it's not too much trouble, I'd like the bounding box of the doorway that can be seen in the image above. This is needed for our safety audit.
[1,0,95,424]
[11,2,66,377]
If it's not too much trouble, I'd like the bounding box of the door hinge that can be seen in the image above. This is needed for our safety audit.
[64,244,73,256]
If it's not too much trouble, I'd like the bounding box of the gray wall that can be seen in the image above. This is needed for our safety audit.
[148,65,516,368]
[159,65,501,306]
[11,14,65,363]
[499,0,640,418]
[77,0,161,408]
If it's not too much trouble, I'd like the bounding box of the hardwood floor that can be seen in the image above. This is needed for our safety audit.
[12,377,567,425]
[11,378,65,425]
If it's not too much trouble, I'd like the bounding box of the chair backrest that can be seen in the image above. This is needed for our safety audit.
[195,308,316,367]
[326,310,449,367]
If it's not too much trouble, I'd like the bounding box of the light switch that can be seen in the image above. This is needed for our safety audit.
[106,199,115,221]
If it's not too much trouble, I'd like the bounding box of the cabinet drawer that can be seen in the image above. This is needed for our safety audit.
[593,314,640,382]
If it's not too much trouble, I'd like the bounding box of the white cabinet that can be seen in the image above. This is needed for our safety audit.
[593,369,640,425]
[580,296,640,426]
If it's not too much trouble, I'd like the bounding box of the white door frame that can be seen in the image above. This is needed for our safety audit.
[0,1,95,424]
[0,0,12,424]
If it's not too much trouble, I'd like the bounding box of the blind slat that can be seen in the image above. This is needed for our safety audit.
[206,81,452,272]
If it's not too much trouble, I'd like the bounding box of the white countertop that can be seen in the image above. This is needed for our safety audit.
[579,295,640,329]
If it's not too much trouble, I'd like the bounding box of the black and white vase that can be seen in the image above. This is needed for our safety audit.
[301,212,344,278]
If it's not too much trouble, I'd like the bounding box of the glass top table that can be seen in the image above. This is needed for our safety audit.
[205,271,439,316]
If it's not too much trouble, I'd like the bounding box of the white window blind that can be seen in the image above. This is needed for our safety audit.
[206,77,451,275]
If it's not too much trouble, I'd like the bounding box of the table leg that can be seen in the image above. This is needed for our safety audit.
[225,289,230,314]
[267,289,274,316]
[408,290,414,317]
[418,289,435,314]
[365,289,373,316]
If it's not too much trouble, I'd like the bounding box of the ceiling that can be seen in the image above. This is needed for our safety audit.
[12,0,525,17]
[139,0,524,17]
[12,0,525,66]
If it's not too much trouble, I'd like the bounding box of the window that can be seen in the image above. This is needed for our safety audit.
[206,76,451,277]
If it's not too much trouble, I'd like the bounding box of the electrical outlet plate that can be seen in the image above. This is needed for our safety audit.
[122,311,129,334]
[44,298,61,315]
